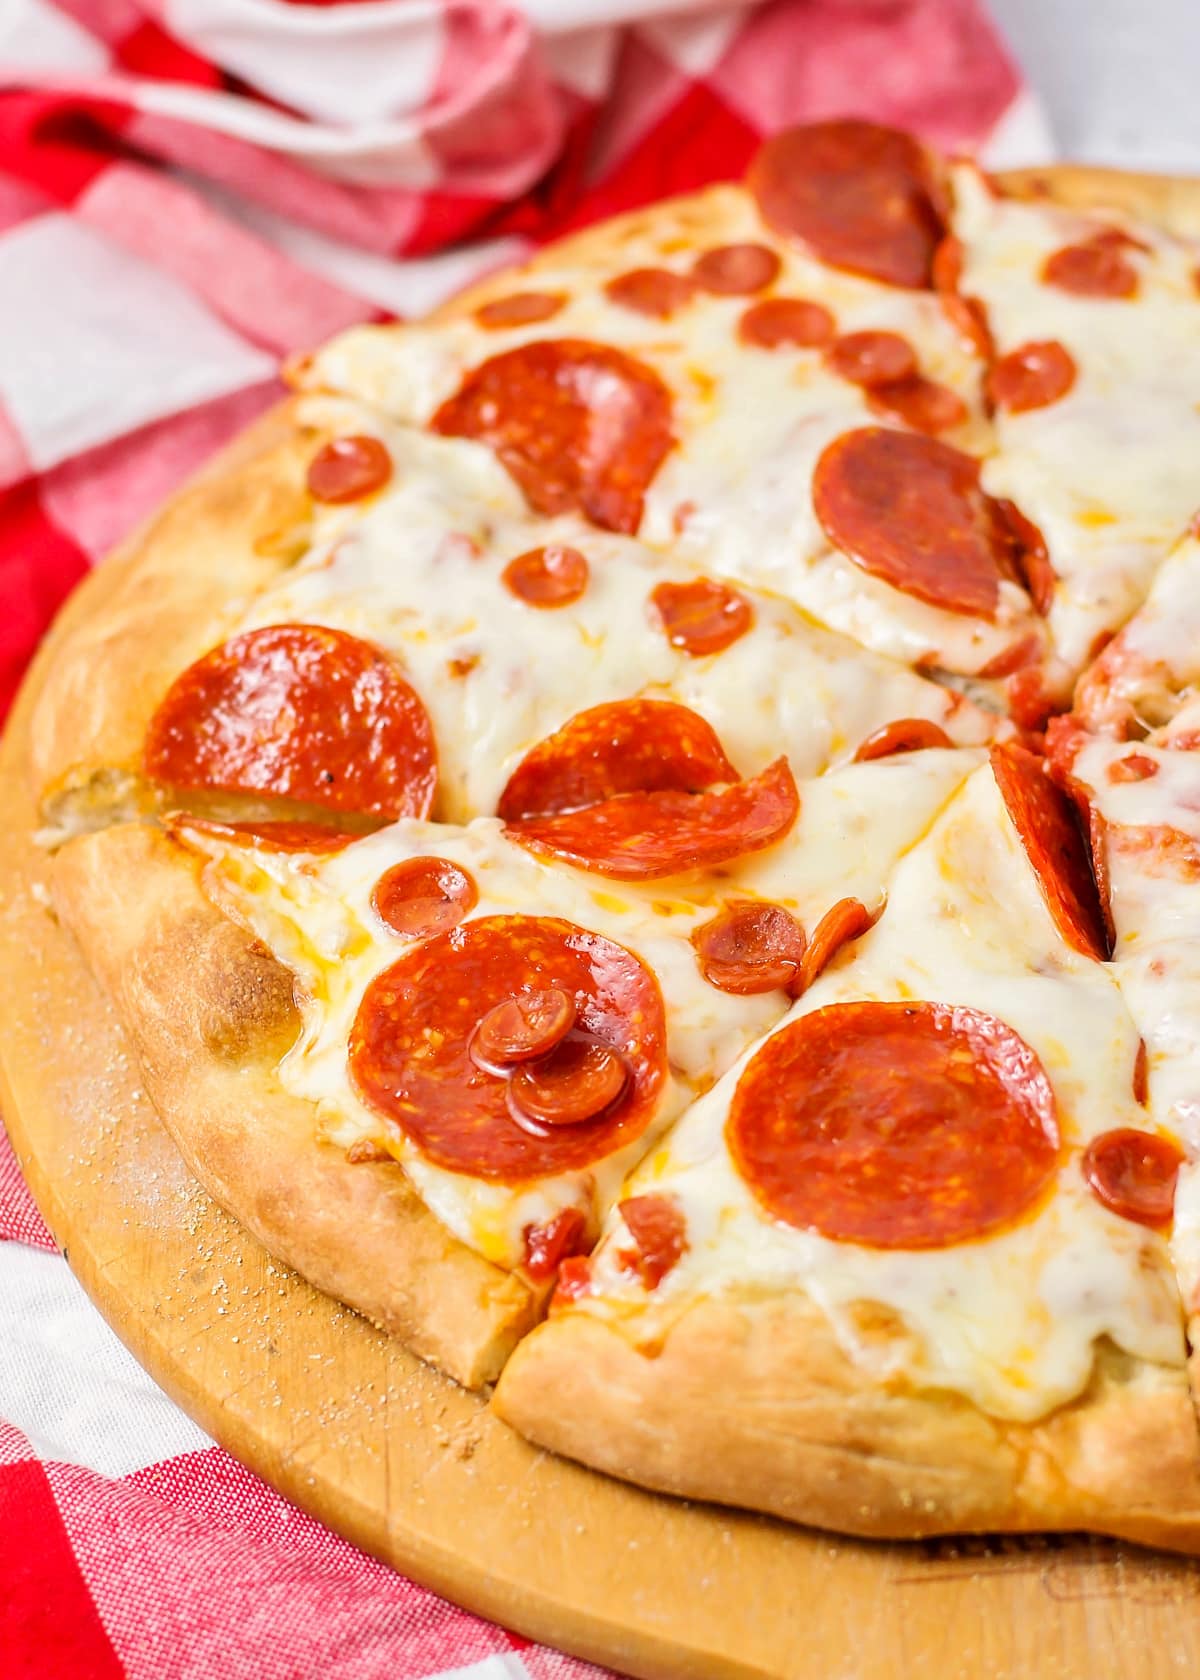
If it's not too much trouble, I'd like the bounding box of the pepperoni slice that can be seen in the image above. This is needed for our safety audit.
[1133,1039,1150,1107]
[987,340,1077,415]
[164,814,355,855]
[1043,239,1138,299]
[507,757,800,881]
[471,987,576,1069]
[372,857,477,939]
[604,268,696,319]
[617,1193,688,1288]
[523,1207,587,1280]
[995,498,1055,617]
[691,900,807,996]
[1108,752,1159,784]
[307,437,392,504]
[866,375,968,436]
[144,625,438,820]
[509,1037,630,1128]
[554,1255,592,1303]
[853,718,954,762]
[826,331,917,388]
[748,120,944,289]
[502,544,589,608]
[649,578,753,656]
[349,916,665,1182]
[738,297,835,349]
[497,699,738,823]
[990,741,1110,961]
[692,243,781,295]
[931,235,993,356]
[475,291,565,329]
[1082,1128,1183,1228]
[813,428,1017,620]
[728,1001,1061,1247]
[432,339,673,536]
[799,897,873,993]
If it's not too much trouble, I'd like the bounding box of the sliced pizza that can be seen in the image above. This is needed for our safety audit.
[495,745,1200,1548]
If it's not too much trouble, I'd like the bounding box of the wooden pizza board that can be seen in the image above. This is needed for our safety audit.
[4,569,1200,1680]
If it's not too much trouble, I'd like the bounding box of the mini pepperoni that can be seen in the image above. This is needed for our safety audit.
[813,428,1016,620]
[502,544,589,608]
[692,243,781,295]
[738,297,835,349]
[471,987,576,1069]
[1082,1128,1183,1228]
[553,1255,592,1303]
[509,1037,630,1128]
[826,331,917,388]
[604,267,696,319]
[144,625,438,821]
[987,340,1077,415]
[649,578,753,656]
[432,339,673,535]
[164,814,355,855]
[728,1001,1061,1248]
[748,120,944,289]
[475,291,565,329]
[853,718,954,762]
[691,901,807,996]
[617,1194,688,1288]
[306,436,392,503]
[372,857,477,939]
[799,897,873,993]
[523,1207,587,1280]
[1133,1039,1150,1107]
[1043,239,1138,299]
[990,742,1110,961]
[1108,752,1159,784]
[867,375,968,436]
[508,757,799,881]
[994,498,1055,617]
[349,916,665,1182]
[497,699,738,823]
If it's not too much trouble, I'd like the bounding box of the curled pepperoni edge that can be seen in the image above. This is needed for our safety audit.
[853,718,954,763]
[1082,1128,1183,1228]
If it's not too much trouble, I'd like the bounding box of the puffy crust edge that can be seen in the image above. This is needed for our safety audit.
[493,1293,1200,1551]
[51,820,540,1389]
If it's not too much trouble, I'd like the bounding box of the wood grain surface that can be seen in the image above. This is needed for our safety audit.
[3,563,1200,1680]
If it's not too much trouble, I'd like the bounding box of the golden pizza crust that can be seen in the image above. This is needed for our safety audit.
[493,1292,1200,1552]
[51,820,541,1389]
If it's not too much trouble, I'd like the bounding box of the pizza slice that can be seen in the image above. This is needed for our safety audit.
[947,162,1200,708]
[51,738,979,1389]
[494,743,1200,1548]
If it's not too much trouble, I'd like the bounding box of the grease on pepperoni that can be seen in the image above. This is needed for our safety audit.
[1043,238,1139,299]
[691,900,807,996]
[728,1001,1061,1248]
[306,436,392,503]
[866,375,967,436]
[799,897,874,992]
[649,577,753,656]
[990,741,1110,961]
[738,297,835,349]
[432,339,673,535]
[813,428,1020,620]
[497,699,738,823]
[475,291,565,329]
[472,987,576,1069]
[853,718,954,762]
[144,625,438,820]
[617,1194,688,1288]
[748,119,944,289]
[349,916,665,1182]
[987,340,1077,415]
[507,757,799,881]
[826,331,917,388]
[1082,1128,1182,1228]
[604,267,696,319]
[502,544,589,608]
[692,243,781,295]
[372,857,477,939]
[523,1207,587,1280]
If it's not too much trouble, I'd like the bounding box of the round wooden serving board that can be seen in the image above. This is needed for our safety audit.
[5,522,1200,1680]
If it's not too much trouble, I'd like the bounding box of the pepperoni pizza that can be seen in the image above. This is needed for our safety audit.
[27,121,1200,1553]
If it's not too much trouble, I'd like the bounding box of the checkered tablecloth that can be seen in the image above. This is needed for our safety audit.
[0,4,1046,1674]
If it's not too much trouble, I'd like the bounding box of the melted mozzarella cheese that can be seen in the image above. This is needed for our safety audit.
[952,164,1200,677]
[574,761,1184,1422]
[299,191,1042,679]
[236,397,996,820]
[184,749,978,1269]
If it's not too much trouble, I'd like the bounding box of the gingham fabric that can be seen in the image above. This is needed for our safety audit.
[0,3,1047,1675]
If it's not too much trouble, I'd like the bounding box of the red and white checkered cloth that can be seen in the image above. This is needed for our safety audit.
[0,3,1048,1674]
